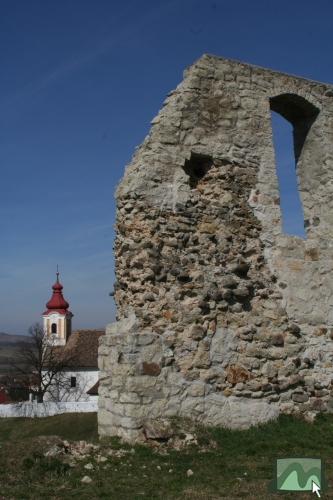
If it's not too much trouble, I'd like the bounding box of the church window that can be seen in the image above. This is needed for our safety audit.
[70,376,77,388]
[51,323,57,334]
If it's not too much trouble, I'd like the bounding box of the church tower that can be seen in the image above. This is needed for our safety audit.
[42,270,73,346]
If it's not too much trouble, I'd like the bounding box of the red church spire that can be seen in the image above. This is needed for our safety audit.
[43,268,71,315]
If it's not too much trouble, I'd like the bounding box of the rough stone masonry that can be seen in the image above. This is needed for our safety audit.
[98,54,333,441]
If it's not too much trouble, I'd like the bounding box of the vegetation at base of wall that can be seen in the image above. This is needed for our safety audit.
[0,413,332,499]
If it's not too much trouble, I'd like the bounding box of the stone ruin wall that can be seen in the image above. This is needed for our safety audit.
[99,54,333,441]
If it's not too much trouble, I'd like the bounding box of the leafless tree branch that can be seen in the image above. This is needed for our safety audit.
[11,323,76,403]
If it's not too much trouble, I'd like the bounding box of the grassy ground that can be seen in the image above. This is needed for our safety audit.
[0,412,332,499]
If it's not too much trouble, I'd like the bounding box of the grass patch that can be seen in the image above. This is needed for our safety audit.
[0,412,98,443]
[0,412,332,499]
[23,452,71,476]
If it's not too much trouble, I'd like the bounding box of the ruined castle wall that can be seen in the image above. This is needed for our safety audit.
[99,55,333,441]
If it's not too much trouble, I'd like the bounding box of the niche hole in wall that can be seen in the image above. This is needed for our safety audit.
[183,153,213,188]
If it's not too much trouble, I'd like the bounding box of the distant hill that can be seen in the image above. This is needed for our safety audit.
[0,333,33,376]
[0,332,32,345]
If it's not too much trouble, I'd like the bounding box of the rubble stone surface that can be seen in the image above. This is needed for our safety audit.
[98,54,333,441]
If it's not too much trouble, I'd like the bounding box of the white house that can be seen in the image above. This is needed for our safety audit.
[42,271,103,404]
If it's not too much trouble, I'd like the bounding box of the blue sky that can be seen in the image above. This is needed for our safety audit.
[1,0,332,333]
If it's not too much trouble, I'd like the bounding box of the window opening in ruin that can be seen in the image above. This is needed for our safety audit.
[270,111,305,237]
[270,93,319,238]
[183,152,213,188]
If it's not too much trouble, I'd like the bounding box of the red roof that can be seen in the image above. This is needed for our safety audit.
[43,272,72,316]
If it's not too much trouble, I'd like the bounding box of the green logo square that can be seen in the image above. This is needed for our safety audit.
[273,458,323,494]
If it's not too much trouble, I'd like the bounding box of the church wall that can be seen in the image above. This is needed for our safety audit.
[99,55,333,441]
[43,368,98,403]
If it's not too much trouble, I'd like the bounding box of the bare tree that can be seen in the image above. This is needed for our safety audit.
[12,323,74,403]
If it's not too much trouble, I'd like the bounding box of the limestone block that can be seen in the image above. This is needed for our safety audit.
[119,392,141,404]
[187,382,206,397]
[205,395,279,429]
[143,419,174,440]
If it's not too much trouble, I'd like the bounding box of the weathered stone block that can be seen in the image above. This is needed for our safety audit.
[143,419,174,440]
[187,382,206,397]
[226,364,251,385]
[140,362,161,376]
[189,324,205,340]
[292,392,309,403]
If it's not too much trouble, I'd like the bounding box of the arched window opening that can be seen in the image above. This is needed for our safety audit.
[51,323,57,334]
[270,94,319,238]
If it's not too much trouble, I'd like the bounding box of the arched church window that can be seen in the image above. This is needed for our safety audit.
[51,323,57,334]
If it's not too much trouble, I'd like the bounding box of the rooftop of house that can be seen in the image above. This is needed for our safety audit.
[86,380,99,395]
[53,329,105,369]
